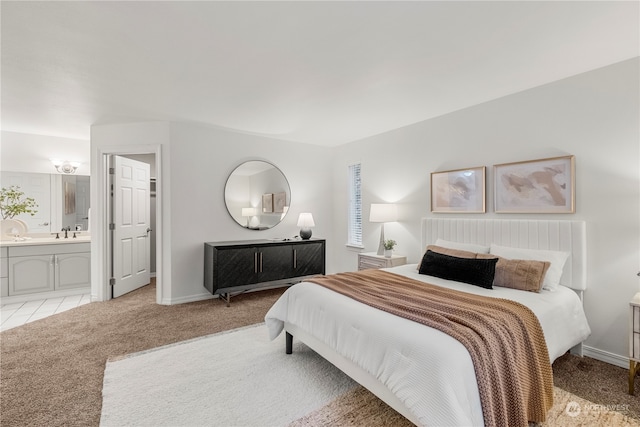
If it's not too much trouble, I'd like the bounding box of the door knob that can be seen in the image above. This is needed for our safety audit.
[146,228,152,233]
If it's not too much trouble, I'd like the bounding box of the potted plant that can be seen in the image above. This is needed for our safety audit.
[383,239,397,258]
[0,186,38,220]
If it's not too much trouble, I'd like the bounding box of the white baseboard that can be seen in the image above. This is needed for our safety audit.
[161,284,291,305]
[583,345,629,369]
[1,287,90,305]
[160,292,215,305]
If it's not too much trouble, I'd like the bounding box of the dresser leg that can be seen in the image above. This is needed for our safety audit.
[630,360,639,395]
[219,292,231,307]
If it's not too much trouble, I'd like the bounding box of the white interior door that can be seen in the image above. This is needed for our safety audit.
[112,156,151,298]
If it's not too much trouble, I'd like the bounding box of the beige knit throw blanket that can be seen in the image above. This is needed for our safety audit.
[307,269,554,427]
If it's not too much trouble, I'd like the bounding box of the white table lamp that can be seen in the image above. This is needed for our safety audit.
[369,203,398,255]
[242,207,257,227]
[297,213,315,240]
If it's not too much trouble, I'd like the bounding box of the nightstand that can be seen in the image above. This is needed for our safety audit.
[358,252,407,271]
[630,292,640,395]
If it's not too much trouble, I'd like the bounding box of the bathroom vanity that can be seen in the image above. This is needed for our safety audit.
[1,236,91,300]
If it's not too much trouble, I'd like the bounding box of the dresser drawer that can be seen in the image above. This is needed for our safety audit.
[359,257,388,270]
[358,252,407,271]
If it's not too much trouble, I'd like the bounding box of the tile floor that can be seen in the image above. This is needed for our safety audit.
[1,293,91,332]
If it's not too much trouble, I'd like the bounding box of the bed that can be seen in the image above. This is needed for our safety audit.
[264,219,591,426]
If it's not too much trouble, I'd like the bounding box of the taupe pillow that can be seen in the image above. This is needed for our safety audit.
[477,253,550,292]
[426,245,477,259]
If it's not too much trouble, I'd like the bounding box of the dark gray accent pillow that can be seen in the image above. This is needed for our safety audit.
[418,250,498,289]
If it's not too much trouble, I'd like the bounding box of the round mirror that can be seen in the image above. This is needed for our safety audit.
[224,161,291,230]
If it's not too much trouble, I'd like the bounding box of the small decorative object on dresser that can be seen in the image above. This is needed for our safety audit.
[630,291,640,394]
[297,213,315,240]
[358,252,406,271]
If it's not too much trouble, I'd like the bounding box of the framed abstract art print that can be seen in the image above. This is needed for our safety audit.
[494,155,575,213]
[430,166,486,213]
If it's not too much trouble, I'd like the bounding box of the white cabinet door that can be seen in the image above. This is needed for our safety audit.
[9,255,55,295]
[56,252,91,290]
[1,249,8,297]
[8,249,90,295]
[1,278,8,297]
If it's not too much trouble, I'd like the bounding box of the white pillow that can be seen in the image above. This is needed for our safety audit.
[489,244,569,291]
[435,239,490,254]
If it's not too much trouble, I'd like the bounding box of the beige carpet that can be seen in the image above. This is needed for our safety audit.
[290,386,640,427]
[1,282,639,426]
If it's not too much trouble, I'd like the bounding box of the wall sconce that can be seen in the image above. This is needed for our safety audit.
[52,160,80,174]
[242,207,257,228]
[369,203,398,255]
[297,213,315,240]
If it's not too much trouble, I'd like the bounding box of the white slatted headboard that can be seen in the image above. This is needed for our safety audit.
[421,219,587,291]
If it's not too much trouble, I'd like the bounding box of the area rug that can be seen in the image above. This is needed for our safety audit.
[102,322,640,427]
[100,324,357,426]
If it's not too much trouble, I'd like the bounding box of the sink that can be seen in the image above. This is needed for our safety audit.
[0,235,91,246]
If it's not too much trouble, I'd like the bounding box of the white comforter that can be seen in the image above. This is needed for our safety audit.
[264,264,591,427]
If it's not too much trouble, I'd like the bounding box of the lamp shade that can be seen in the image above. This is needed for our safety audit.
[369,203,397,223]
[297,213,315,228]
[242,207,257,217]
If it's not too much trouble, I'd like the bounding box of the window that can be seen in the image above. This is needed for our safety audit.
[347,162,362,247]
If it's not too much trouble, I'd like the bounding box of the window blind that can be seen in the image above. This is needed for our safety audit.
[348,163,362,247]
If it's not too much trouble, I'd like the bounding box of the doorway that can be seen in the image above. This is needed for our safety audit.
[110,155,152,298]
[92,145,162,303]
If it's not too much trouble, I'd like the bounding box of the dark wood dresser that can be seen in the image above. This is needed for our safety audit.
[204,238,325,304]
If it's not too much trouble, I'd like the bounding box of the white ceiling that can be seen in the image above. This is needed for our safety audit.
[1,1,638,147]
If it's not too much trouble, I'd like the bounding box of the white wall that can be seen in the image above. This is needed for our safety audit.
[1,131,90,175]
[166,123,333,303]
[330,58,640,364]
[91,121,333,304]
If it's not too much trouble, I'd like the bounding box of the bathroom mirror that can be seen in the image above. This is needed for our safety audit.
[224,161,291,230]
[0,171,90,234]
